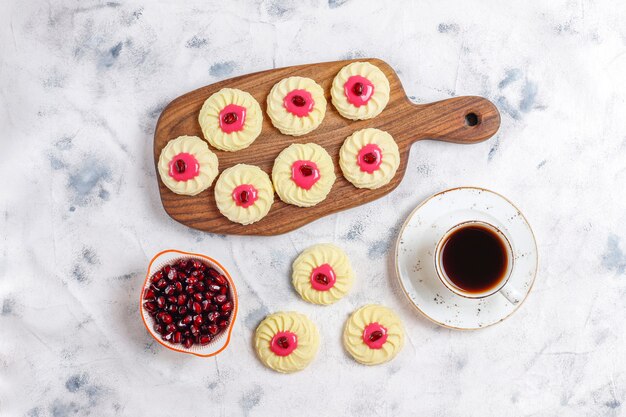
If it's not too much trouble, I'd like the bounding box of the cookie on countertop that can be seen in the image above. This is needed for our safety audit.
[343,304,404,366]
[292,243,354,305]
[254,311,320,373]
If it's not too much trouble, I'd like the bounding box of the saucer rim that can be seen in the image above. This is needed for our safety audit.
[394,186,539,331]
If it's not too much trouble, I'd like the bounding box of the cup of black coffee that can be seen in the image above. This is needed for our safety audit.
[434,221,520,304]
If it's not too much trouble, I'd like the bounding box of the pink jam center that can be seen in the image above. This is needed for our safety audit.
[168,153,200,181]
[310,263,337,291]
[344,75,375,107]
[291,160,320,190]
[362,322,388,349]
[219,104,247,133]
[283,89,315,117]
[270,331,298,356]
[357,143,383,173]
[231,184,258,208]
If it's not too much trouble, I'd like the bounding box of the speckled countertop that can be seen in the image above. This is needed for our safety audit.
[1,1,625,416]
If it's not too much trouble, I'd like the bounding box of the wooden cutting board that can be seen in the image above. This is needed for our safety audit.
[153,58,500,236]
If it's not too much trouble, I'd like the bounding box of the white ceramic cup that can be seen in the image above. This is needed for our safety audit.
[434,221,522,304]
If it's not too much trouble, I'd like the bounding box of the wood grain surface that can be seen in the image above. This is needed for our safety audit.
[153,58,501,236]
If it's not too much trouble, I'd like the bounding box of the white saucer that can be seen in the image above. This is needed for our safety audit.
[395,187,538,330]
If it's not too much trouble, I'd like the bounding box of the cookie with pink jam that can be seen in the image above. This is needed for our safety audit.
[214,164,274,225]
[199,88,263,152]
[339,128,400,189]
[331,62,390,120]
[343,304,404,366]
[272,143,336,207]
[292,244,354,305]
[266,77,327,136]
[254,312,320,373]
[157,135,219,196]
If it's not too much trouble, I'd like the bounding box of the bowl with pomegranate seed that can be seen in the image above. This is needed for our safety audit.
[140,249,238,357]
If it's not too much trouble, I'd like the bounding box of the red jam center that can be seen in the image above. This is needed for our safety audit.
[231,184,258,208]
[270,331,298,356]
[362,322,388,349]
[291,160,320,190]
[219,104,247,133]
[357,143,383,173]
[344,75,375,107]
[284,89,315,117]
[310,263,337,291]
[168,153,200,181]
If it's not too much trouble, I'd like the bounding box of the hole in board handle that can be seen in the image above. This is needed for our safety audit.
[465,112,479,127]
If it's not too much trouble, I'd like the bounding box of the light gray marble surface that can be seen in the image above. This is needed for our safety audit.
[1,1,625,416]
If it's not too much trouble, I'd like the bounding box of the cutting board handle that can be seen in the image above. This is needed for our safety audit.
[405,96,501,145]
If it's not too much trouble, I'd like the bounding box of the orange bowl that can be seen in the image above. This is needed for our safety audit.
[140,249,238,357]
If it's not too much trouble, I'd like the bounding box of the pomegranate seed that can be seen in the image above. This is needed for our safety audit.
[190,325,200,336]
[363,152,377,164]
[352,82,364,96]
[208,284,221,292]
[195,282,205,292]
[182,315,193,325]
[153,323,164,334]
[276,336,290,349]
[173,332,182,344]
[222,112,237,125]
[207,311,219,322]
[161,313,173,325]
[161,332,173,341]
[201,300,211,312]
[163,265,171,275]
[155,279,167,289]
[178,306,187,315]
[208,325,218,335]
[299,165,313,177]
[144,289,155,300]
[186,277,198,286]
[156,296,166,308]
[187,299,194,310]
[221,302,233,312]
[167,269,177,280]
[314,273,329,285]
[369,330,384,342]
[218,319,229,328]
[240,190,249,203]
[199,335,212,345]
[183,338,194,349]
[164,285,175,296]
[214,294,227,304]
[207,268,220,279]
[214,275,227,286]
[174,282,183,293]
[166,323,176,334]
[156,312,166,322]
[177,294,187,306]
[187,286,196,295]
[219,286,228,295]
[192,302,202,314]
[291,95,306,107]
[193,293,204,302]
[167,304,178,313]
[221,310,231,319]
[194,315,203,326]
[167,296,177,304]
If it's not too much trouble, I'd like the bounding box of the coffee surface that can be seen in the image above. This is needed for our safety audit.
[441,225,508,294]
